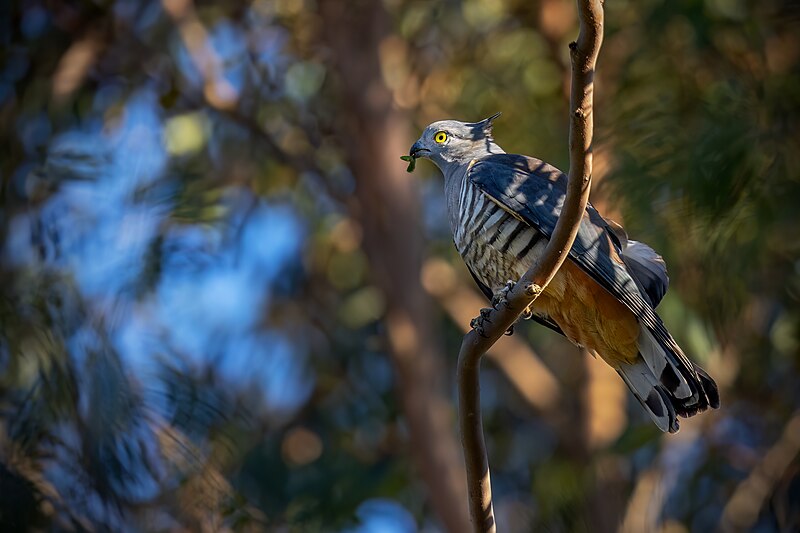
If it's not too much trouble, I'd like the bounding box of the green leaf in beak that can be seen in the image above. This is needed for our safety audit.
[400,155,416,173]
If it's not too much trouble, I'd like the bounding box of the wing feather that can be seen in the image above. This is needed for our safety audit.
[601,218,670,307]
[468,154,714,412]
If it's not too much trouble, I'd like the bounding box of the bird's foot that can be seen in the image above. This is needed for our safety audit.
[521,306,533,320]
[491,280,517,309]
[470,308,515,336]
[470,307,493,338]
[488,281,530,336]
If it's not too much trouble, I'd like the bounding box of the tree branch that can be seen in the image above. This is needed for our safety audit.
[721,410,800,531]
[457,1,604,531]
[421,258,562,413]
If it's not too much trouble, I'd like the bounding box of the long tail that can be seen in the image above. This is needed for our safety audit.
[617,325,720,433]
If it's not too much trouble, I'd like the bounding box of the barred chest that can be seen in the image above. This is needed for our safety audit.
[451,179,547,292]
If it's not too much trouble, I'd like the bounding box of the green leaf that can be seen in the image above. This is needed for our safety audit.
[399,155,416,173]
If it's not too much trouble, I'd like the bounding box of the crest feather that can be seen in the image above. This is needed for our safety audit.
[465,112,501,140]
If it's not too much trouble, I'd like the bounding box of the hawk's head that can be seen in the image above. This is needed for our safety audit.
[408,112,503,171]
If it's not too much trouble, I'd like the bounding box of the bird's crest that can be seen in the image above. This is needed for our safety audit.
[465,112,501,141]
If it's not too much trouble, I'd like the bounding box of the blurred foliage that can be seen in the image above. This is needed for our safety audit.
[1,0,799,531]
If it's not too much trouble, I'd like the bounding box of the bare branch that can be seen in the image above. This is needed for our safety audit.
[162,0,238,110]
[721,410,800,531]
[51,30,104,104]
[457,1,604,530]
[421,258,561,413]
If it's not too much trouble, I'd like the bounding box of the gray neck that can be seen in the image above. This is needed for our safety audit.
[432,140,505,234]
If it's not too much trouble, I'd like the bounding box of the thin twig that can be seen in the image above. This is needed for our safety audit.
[457,1,604,531]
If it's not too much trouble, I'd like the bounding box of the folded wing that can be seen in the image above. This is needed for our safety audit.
[467,154,718,431]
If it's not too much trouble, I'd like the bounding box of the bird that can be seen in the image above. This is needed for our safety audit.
[407,113,719,433]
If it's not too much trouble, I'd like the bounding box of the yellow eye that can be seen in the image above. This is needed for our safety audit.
[434,131,448,144]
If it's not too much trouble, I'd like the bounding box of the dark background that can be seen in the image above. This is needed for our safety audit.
[1,0,799,531]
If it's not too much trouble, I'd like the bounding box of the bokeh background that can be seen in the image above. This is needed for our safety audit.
[1,0,799,531]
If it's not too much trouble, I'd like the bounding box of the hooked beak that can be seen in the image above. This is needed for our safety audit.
[409,140,431,158]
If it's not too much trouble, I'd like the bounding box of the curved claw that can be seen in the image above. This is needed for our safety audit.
[469,319,489,338]
[470,307,494,338]
[491,280,517,309]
